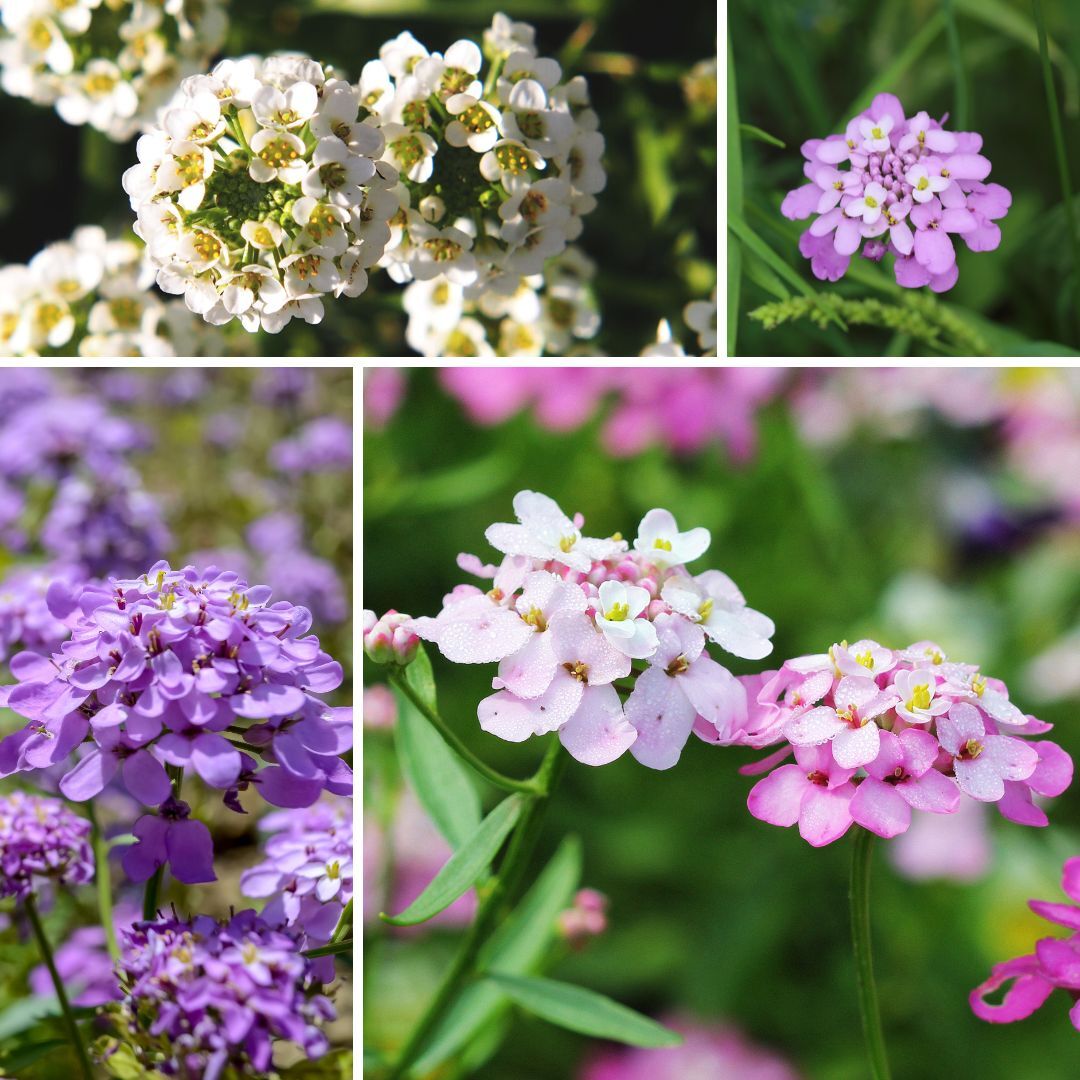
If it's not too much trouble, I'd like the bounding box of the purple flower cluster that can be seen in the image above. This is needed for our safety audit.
[0,790,93,901]
[110,909,335,1077]
[0,563,78,663]
[0,562,351,884]
[270,417,353,474]
[782,93,1011,292]
[241,798,352,955]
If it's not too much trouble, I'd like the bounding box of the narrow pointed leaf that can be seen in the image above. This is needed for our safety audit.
[412,836,583,1074]
[486,973,682,1048]
[381,795,523,926]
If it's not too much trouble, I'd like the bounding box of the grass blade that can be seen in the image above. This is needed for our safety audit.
[942,0,970,129]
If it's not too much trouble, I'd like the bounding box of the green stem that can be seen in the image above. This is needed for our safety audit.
[850,830,891,1080]
[389,672,540,795]
[942,0,969,129]
[24,896,95,1080]
[87,804,119,963]
[331,898,353,943]
[1033,0,1080,339]
[143,866,163,921]
[386,739,565,1080]
[303,938,354,959]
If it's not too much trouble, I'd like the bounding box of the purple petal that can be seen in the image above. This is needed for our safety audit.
[257,765,325,807]
[192,732,243,787]
[59,749,118,802]
[230,683,307,719]
[122,751,173,805]
[781,182,822,220]
[165,818,217,883]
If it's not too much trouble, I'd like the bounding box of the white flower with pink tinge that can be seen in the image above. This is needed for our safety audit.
[624,615,746,770]
[485,490,624,573]
[594,580,657,660]
[891,667,950,725]
[938,703,1038,802]
[631,508,710,570]
[661,571,775,660]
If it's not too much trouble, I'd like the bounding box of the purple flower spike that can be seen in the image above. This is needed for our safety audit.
[0,790,93,901]
[781,92,1010,290]
[0,563,352,866]
[110,909,336,1075]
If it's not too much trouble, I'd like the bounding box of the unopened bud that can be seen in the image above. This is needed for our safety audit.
[363,609,418,665]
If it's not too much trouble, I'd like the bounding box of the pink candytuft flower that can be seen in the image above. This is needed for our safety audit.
[557,887,609,948]
[971,856,1080,1032]
[740,640,1072,846]
[781,93,1011,291]
[404,491,774,768]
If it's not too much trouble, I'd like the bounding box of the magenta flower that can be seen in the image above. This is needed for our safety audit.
[781,92,1010,291]
[971,856,1080,1032]
[739,640,1072,846]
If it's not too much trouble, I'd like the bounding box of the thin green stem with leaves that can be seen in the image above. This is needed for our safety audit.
[24,895,95,1080]
[87,803,119,963]
[389,671,541,795]
[303,938,354,959]
[386,738,566,1080]
[331,898,353,943]
[850,829,891,1080]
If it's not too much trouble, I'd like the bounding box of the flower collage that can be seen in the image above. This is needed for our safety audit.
[2,2,1080,1080]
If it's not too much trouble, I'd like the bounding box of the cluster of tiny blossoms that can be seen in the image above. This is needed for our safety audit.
[379,491,774,769]
[371,14,605,317]
[0,0,227,141]
[971,855,1080,1033]
[743,640,1072,846]
[0,790,93,901]
[104,910,335,1076]
[125,55,396,332]
[782,93,1011,292]
[0,562,352,884]
[0,226,224,357]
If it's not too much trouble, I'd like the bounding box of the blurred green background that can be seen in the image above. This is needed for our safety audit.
[364,367,1080,1079]
[0,0,716,357]
[730,0,1080,357]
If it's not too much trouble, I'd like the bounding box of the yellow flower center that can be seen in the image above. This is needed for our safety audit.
[605,601,630,623]
[908,683,931,712]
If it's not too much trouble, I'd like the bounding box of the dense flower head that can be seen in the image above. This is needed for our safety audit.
[970,855,1080,1032]
[0,562,352,883]
[0,562,78,663]
[742,640,1072,847]
[0,0,227,141]
[106,909,335,1076]
[0,226,225,358]
[0,789,93,900]
[124,54,395,332]
[241,797,353,942]
[370,15,605,344]
[399,490,774,768]
[781,93,1011,292]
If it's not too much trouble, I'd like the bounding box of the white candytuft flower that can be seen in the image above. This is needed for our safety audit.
[370,13,606,330]
[0,225,225,357]
[124,54,397,332]
[0,0,228,142]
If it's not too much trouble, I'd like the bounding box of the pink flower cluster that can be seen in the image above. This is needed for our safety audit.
[782,93,1011,292]
[970,856,1080,1032]
[401,491,775,768]
[742,640,1072,847]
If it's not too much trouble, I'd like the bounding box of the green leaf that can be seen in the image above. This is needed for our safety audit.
[404,641,437,710]
[381,795,523,926]
[727,237,742,355]
[742,247,791,302]
[726,36,742,219]
[634,104,678,225]
[412,836,583,1075]
[739,123,785,149]
[0,1038,66,1071]
[0,996,59,1041]
[393,667,481,850]
[486,974,682,1049]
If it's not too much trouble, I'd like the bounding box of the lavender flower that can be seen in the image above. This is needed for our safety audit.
[782,93,1011,292]
[0,790,93,901]
[270,417,352,474]
[0,563,78,662]
[0,562,352,884]
[40,471,171,578]
[107,910,335,1077]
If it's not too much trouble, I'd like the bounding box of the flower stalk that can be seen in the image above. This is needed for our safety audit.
[850,829,891,1080]
[87,803,120,963]
[24,895,95,1080]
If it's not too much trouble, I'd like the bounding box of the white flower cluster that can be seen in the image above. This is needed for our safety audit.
[124,54,397,332]
[403,245,601,356]
[0,225,224,357]
[369,13,606,305]
[0,0,228,141]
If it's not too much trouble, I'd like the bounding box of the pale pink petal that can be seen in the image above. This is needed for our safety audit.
[624,666,697,770]
[914,227,955,275]
[850,777,911,838]
[680,655,747,740]
[1027,740,1073,797]
[900,768,959,814]
[497,632,557,699]
[798,784,854,846]
[558,684,636,766]
[783,705,844,746]
[781,182,822,220]
[747,764,807,827]
[832,722,880,769]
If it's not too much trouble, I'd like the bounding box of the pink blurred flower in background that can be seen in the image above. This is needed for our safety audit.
[889,797,991,882]
[364,368,407,431]
[580,1015,802,1080]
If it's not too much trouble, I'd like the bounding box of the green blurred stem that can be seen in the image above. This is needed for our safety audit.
[388,671,541,795]
[331,898,353,943]
[303,939,353,959]
[942,0,969,129]
[24,895,94,1080]
[87,803,119,963]
[851,830,891,1080]
[143,766,185,921]
[1033,0,1080,336]
[386,739,566,1080]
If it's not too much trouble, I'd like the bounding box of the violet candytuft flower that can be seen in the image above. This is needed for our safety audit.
[781,93,1011,292]
[971,855,1080,1032]
[0,790,93,900]
[0,563,78,662]
[0,562,352,884]
[741,640,1072,846]
[104,909,335,1077]
[386,491,774,769]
